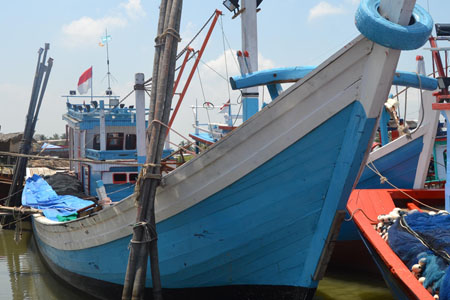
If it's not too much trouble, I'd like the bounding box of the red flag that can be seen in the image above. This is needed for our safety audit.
[77,67,92,95]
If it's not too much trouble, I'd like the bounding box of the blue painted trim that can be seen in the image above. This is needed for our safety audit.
[300,102,376,284]
[35,102,372,290]
[243,97,258,122]
[189,133,216,144]
[85,149,137,160]
[267,84,283,100]
[230,66,315,90]
[231,68,437,91]
[392,71,437,90]
[355,0,433,50]
[104,183,135,202]
[357,136,423,189]
[380,108,390,146]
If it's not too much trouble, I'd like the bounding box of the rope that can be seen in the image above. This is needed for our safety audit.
[112,89,135,109]
[220,15,232,103]
[156,27,181,43]
[193,53,213,132]
[0,151,157,167]
[0,188,24,204]
[366,160,440,211]
[0,214,30,229]
[176,11,216,60]
[129,221,157,246]
[233,93,243,127]
[222,26,240,71]
[199,58,228,81]
[345,207,378,223]
[410,72,425,134]
[150,119,202,152]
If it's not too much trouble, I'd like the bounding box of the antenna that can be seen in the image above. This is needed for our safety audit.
[101,29,113,98]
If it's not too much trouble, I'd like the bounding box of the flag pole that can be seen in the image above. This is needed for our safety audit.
[91,65,93,102]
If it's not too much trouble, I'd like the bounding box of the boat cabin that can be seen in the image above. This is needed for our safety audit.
[63,96,145,201]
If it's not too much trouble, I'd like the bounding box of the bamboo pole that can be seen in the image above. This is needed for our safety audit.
[122,0,182,299]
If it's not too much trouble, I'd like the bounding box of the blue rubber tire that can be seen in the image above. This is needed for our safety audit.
[355,0,433,50]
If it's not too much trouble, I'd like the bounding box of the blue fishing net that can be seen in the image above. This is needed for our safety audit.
[388,211,450,297]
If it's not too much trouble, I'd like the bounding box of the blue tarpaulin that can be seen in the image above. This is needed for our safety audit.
[22,174,94,221]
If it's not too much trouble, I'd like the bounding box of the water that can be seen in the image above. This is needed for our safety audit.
[0,228,394,300]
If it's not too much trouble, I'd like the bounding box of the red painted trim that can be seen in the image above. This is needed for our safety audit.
[218,125,236,131]
[188,133,213,145]
[172,47,193,95]
[112,173,128,184]
[432,103,450,110]
[347,189,443,300]
[429,37,446,79]
[168,10,222,131]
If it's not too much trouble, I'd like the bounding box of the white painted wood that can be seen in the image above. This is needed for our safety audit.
[73,128,80,174]
[34,35,380,251]
[80,130,86,158]
[379,0,415,25]
[366,90,439,188]
[135,73,146,162]
[33,0,417,251]
[414,91,439,188]
[100,101,106,151]
[241,0,258,95]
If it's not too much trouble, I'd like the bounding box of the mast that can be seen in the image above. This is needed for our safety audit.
[102,29,112,99]
[241,0,259,121]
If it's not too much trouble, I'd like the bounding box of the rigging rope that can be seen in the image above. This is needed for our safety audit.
[220,15,232,103]
[365,160,440,211]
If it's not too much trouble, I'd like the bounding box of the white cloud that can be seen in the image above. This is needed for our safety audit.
[61,0,146,48]
[308,2,347,21]
[62,16,127,48]
[346,0,360,5]
[168,49,278,144]
[121,0,146,20]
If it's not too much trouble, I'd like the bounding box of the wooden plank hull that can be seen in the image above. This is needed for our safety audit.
[32,33,403,299]
[347,189,442,300]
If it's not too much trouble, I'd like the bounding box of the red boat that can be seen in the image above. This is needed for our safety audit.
[347,189,443,300]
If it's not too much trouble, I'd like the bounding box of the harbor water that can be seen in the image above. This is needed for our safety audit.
[0,228,394,300]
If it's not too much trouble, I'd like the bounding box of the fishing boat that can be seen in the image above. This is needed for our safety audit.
[26,0,433,299]
[347,26,450,300]
[346,188,443,300]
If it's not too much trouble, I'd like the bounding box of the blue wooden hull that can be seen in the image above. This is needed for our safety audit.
[357,137,423,189]
[33,101,376,299]
[359,231,411,300]
[338,137,424,241]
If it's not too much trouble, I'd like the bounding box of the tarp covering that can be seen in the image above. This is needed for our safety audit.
[40,142,64,149]
[388,212,450,297]
[22,174,94,222]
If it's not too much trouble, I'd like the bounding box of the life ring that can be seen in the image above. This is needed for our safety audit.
[355,0,433,50]
[203,101,215,110]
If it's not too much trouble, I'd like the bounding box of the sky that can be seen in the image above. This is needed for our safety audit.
[1,0,449,144]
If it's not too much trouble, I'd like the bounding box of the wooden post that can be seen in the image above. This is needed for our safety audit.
[122,0,183,299]
[135,73,146,167]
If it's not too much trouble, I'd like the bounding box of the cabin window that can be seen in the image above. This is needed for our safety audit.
[129,173,138,183]
[113,173,127,184]
[125,134,137,150]
[107,133,124,150]
[93,134,100,150]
